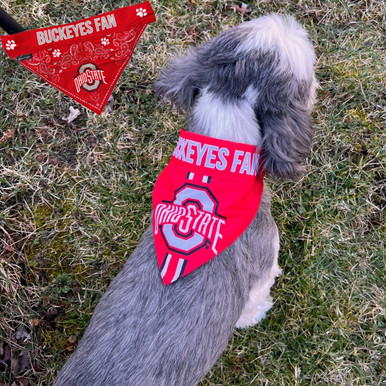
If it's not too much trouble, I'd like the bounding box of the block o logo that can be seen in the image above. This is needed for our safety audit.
[74,63,107,93]
[160,184,225,255]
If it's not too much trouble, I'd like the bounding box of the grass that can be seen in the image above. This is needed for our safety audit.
[0,0,384,385]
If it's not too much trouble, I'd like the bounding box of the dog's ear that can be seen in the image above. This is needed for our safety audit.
[257,77,316,181]
[155,49,203,111]
[155,27,245,110]
[249,15,317,181]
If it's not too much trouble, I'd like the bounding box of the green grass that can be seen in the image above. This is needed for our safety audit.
[0,0,384,385]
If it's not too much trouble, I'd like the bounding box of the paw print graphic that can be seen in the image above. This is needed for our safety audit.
[52,49,61,58]
[136,8,147,17]
[101,37,110,46]
[5,40,16,50]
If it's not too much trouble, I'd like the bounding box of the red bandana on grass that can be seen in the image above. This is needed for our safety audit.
[153,130,265,285]
[1,2,156,114]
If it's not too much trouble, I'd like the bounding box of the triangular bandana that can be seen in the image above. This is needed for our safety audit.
[153,130,265,285]
[1,2,156,114]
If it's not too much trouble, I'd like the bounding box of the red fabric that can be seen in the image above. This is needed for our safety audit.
[153,130,265,285]
[1,2,156,114]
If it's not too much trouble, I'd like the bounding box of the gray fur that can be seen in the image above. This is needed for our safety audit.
[54,14,316,386]
[54,192,276,386]
[156,16,316,181]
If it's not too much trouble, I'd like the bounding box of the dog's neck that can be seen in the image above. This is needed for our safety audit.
[187,87,262,147]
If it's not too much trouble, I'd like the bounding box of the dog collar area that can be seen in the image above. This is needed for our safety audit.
[152,130,265,285]
[170,130,263,181]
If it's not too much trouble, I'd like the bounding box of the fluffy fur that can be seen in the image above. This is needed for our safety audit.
[54,14,316,385]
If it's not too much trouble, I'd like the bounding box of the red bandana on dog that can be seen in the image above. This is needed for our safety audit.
[153,130,264,285]
[1,2,156,114]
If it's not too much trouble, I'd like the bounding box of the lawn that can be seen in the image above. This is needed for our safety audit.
[0,0,384,385]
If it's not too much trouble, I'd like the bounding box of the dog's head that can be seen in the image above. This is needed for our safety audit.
[155,14,317,181]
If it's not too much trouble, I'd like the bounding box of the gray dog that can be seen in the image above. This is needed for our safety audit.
[54,14,316,385]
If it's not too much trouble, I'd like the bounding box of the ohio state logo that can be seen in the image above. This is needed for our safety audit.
[74,62,107,93]
[154,181,226,256]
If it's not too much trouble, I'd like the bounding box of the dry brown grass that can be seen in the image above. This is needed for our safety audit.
[1,0,385,385]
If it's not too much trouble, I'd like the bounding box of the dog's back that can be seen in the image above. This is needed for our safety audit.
[54,188,278,385]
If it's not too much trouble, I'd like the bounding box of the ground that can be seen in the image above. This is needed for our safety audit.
[0,0,385,385]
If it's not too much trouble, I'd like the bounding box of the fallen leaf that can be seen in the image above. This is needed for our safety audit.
[188,26,196,36]
[4,244,14,252]
[186,0,196,10]
[68,335,77,344]
[230,2,252,16]
[16,378,29,386]
[36,127,53,141]
[62,106,81,123]
[0,129,15,144]
[11,353,19,375]
[31,319,40,327]
[47,156,61,165]
[32,360,41,371]
[36,154,45,163]
[2,344,11,362]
